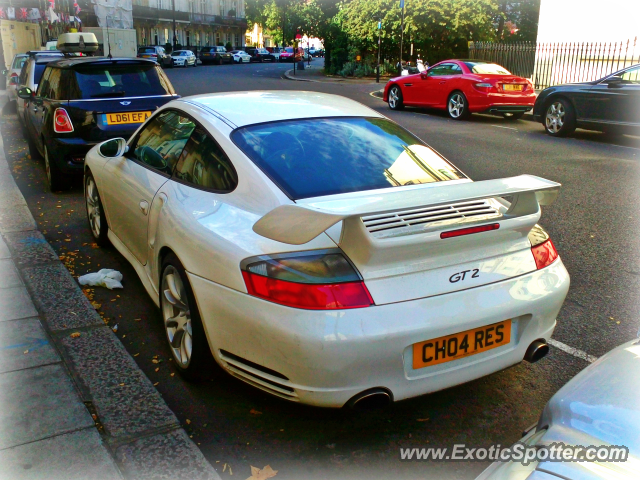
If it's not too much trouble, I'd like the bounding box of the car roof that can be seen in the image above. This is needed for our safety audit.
[43,57,157,68]
[35,56,66,65]
[180,91,383,128]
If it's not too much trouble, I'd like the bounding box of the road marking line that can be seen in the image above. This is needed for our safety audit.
[548,338,598,363]
[491,124,518,131]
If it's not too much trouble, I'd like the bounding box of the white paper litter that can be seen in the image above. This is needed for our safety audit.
[78,269,123,289]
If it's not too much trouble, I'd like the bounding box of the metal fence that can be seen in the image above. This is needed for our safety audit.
[469,38,639,89]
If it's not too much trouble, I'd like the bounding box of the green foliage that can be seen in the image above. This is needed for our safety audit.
[501,0,540,42]
[226,42,233,51]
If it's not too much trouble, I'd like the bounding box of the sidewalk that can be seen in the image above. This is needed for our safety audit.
[284,63,387,84]
[0,99,219,479]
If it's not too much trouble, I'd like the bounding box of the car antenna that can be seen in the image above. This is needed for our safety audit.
[106,16,113,59]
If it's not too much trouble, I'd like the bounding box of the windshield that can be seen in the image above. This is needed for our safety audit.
[285,48,293,53]
[139,47,156,53]
[12,56,27,70]
[174,51,189,56]
[232,117,466,200]
[464,62,511,75]
[70,63,173,99]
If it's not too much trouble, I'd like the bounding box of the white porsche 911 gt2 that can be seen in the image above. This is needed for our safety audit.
[84,91,569,408]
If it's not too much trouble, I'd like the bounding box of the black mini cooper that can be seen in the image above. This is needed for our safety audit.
[19,57,178,190]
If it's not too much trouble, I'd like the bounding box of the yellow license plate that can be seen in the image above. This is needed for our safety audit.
[105,111,151,125]
[503,84,524,91]
[413,320,511,369]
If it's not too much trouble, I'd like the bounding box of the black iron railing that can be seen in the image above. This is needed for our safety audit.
[469,38,639,89]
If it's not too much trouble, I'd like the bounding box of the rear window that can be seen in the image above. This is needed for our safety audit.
[12,56,27,70]
[139,47,156,54]
[69,63,174,99]
[464,62,511,75]
[232,117,466,200]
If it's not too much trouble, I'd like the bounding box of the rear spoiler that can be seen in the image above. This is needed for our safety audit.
[253,175,561,245]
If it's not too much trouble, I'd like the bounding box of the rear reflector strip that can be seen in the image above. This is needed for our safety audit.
[440,223,500,239]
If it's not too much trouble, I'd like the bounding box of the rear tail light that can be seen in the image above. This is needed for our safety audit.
[241,249,373,310]
[474,82,494,92]
[9,72,18,78]
[53,108,74,133]
[528,224,559,270]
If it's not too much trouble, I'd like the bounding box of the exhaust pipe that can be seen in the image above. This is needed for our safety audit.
[347,388,393,410]
[524,340,550,363]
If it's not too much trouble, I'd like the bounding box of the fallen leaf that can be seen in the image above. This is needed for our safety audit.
[155,367,159,372]
[246,465,277,480]
[250,409,262,415]
[416,418,430,422]
[170,373,175,377]
[153,382,159,386]
[134,318,141,322]
[186,419,191,424]
[119,383,125,386]
[64,239,71,242]
[23,349,29,354]
[134,353,139,357]
[91,302,102,310]
[70,332,81,338]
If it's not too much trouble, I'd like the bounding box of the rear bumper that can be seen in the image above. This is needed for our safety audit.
[47,137,97,174]
[189,258,569,407]
[467,91,536,113]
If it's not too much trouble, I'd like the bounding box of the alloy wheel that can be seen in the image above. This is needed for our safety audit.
[448,94,465,118]
[162,266,193,367]
[85,176,102,239]
[545,102,565,134]
[389,87,399,109]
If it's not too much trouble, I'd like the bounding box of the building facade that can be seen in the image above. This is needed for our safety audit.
[80,0,247,50]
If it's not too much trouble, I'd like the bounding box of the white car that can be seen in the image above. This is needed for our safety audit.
[230,50,250,63]
[3,53,28,105]
[83,91,570,408]
[171,50,197,68]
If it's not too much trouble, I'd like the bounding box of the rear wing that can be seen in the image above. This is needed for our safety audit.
[253,175,561,245]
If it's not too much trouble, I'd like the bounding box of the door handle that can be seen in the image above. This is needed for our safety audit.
[139,200,149,216]
[439,81,446,84]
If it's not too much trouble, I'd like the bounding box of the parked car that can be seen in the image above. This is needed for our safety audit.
[266,46,284,61]
[230,50,251,63]
[15,51,64,129]
[310,47,324,57]
[18,57,178,191]
[279,47,304,62]
[83,91,568,407]
[3,53,28,105]
[477,337,640,480]
[384,60,536,120]
[137,46,172,68]
[199,46,232,65]
[245,47,276,63]
[171,49,197,68]
[533,63,640,137]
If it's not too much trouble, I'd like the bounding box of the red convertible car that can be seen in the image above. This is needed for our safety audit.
[383,59,536,120]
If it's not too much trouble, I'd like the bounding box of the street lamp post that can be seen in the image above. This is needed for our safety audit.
[376,19,382,83]
[172,0,177,48]
[399,0,405,75]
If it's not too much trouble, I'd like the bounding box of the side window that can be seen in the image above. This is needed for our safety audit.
[618,66,640,84]
[450,64,462,75]
[45,68,62,99]
[131,110,196,176]
[37,68,51,97]
[19,62,29,85]
[427,65,447,77]
[174,128,238,192]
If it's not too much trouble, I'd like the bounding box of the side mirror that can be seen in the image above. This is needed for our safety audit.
[17,87,33,99]
[605,77,623,88]
[98,138,128,158]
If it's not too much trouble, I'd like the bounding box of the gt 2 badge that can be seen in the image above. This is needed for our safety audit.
[449,269,480,283]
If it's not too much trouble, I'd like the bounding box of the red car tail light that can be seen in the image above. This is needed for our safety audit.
[53,108,74,133]
[241,249,373,310]
[474,82,494,92]
[528,224,559,269]
[9,72,18,78]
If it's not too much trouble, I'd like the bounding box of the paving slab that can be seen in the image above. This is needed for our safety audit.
[0,428,122,480]
[114,429,219,480]
[0,258,23,289]
[57,326,179,439]
[2,230,59,268]
[0,185,27,209]
[22,263,103,331]
[0,234,11,259]
[0,205,37,233]
[0,363,94,450]
[0,286,38,322]
[0,317,59,373]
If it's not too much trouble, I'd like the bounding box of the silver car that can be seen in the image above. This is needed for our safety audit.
[15,52,63,128]
[477,338,640,479]
[3,53,28,105]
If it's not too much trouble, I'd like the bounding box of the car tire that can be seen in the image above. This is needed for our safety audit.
[447,91,470,120]
[44,144,68,192]
[160,253,216,381]
[84,172,110,247]
[503,112,525,120]
[388,85,404,110]
[26,131,42,160]
[544,98,576,137]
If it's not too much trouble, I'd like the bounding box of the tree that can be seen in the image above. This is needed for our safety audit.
[501,0,541,42]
